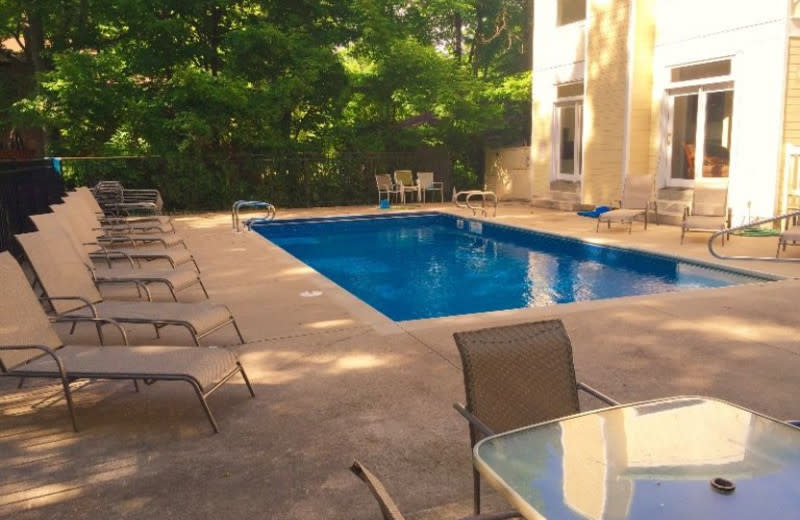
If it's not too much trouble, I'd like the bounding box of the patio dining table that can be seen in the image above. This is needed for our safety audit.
[473,396,800,520]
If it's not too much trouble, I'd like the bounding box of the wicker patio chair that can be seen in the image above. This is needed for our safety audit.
[51,202,201,273]
[349,460,520,520]
[597,174,655,233]
[0,252,254,432]
[15,230,244,346]
[681,179,731,245]
[452,319,618,514]
[30,213,208,301]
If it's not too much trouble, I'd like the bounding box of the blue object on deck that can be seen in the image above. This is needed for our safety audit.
[379,199,390,209]
[577,205,611,218]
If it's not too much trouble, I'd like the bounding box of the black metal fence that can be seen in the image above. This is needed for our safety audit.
[0,159,65,254]
[60,148,454,211]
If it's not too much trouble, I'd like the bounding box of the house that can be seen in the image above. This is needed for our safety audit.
[529,0,800,224]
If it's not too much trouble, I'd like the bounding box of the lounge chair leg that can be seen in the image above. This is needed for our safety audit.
[168,285,178,302]
[198,279,210,299]
[95,322,106,345]
[238,363,256,397]
[17,377,25,389]
[69,322,77,335]
[133,379,140,392]
[191,258,201,274]
[189,382,220,433]
[60,377,79,432]
[231,320,245,345]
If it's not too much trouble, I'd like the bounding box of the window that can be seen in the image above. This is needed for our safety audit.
[554,82,584,180]
[558,0,586,26]
[557,83,584,98]
[670,60,731,83]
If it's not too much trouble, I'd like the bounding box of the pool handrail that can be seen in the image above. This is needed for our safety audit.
[707,210,800,262]
[232,200,276,232]
[453,190,497,217]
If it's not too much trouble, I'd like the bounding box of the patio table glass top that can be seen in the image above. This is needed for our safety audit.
[473,396,800,520]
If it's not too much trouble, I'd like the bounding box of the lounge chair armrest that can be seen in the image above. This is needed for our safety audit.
[0,343,67,373]
[93,279,153,301]
[88,248,136,268]
[453,402,495,438]
[787,420,800,428]
[49,317,129,345]
[577,382,619,406]
[40,296,97,317]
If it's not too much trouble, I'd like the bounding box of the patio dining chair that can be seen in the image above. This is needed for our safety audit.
[72,188,175,233]
[376,174,402,206]
[350,460,520,520]
[76,186,175,230]
[93,180,164,216]
[453,319,618,514]
[681,179,731,245]
[0,251,254,433]
[417,171,444,203]
[15,230,244,346]
[393,170,418,203]
[597,174,655,233]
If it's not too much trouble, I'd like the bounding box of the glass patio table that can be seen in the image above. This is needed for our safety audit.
[473,396,800,520]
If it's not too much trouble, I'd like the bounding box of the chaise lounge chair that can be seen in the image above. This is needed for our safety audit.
[0,252,254,432]
[15,230,244,346]
[51,201,201,273]
[30,212,208,301]
[681,179,731,244]
[597,174,655,233]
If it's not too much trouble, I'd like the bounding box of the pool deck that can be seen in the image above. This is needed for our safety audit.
[2,202,799,519]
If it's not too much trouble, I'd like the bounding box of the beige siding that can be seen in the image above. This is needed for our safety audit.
[779,38,800,212]
[583,0,630,205]
[531,98,553,196]
[626,0,655,175]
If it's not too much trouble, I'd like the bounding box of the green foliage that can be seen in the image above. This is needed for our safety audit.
[2,0,532,209]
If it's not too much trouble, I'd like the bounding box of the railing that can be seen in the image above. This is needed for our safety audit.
[454,190,498,217]
[707,210,800,262]
[232,200,276,232]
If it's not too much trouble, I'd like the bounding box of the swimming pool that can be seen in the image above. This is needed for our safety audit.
[253,212,773,321]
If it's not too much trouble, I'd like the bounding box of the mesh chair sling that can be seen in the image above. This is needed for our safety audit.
[453,319,618,514]
[597,174,655,233]
[0,252,254,432]
[681,179,731,245]
[376,174,402,205]
[15,230,244,346]
[30,212,208,302]
[350,460,520,520]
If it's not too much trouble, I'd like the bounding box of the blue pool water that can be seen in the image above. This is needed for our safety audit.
[253,212,772,321]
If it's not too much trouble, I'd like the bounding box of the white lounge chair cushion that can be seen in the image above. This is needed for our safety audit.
[683,215,727,231]
[598,208,644,223]
[14,345,238,391]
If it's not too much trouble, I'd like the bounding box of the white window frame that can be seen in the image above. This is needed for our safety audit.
[553,97,583,181]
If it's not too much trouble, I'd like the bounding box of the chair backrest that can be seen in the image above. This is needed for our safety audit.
[621,174,653,209]
[15,230,104,313]
[393,170,413,187]
[691,179,728,217]
[50,201,98,246]
[0,252,64,371]
[375,174,394,190]
[416,171,435,189]
[350,460,406,520]
[30,212,94,266]
[454,319,581,442]
[73,186,105,214]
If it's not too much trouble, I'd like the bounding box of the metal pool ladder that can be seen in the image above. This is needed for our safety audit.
[707,210,800,262]
[453,190,497,217]
[232,200,276,232]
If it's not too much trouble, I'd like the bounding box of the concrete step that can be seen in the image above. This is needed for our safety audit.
[550,190,581,202]
[549,180,580,193]
[531,197,590,212]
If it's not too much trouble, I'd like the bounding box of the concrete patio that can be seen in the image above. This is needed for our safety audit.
[1,202,799,519]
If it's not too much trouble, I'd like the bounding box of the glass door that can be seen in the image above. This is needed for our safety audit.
[555,102,582,180]
[666,85,733,186]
